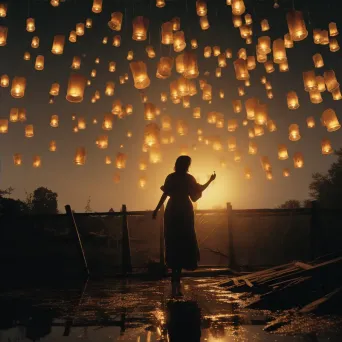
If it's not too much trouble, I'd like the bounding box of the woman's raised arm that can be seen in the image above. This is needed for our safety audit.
[152,193,168,219]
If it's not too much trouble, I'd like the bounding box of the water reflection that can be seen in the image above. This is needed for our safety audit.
[0,278,341,342]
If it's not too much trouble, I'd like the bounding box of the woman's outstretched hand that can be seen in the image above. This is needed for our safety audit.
[209,172,216,182]
[152,210,158,219]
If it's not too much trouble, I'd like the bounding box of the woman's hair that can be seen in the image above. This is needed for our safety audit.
[174,155,191,173]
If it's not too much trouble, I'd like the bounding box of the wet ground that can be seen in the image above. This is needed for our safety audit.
[0,277,341,341]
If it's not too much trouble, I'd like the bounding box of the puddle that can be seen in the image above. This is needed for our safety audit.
[0,277,341,341]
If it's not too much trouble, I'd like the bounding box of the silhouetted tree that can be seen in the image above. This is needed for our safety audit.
[31,187,58,214]
[84,196,93,213]
[0,187,29,215]
[302,199,312,208]
[309,148,342,209]
[278,200,301,209]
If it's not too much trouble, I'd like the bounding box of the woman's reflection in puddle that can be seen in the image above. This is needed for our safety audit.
[166,300,201,342]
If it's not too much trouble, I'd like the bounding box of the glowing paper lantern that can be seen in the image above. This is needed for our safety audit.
[13,153,22,166]
[191,39,198,49]
[332,87,342,100]
[0,74,9,87]
[202,84,212,101]
[329,38,340,52]
[266,90,274,99]
[284,33,293,48]
[66,74,86,103]
[286,10,308,41]
[9,108,18,122]
[254,124,264,137]
[149,147,162,164]
[102,114,113,131]
[105,82,115,96]
[26,18,35,32]
[161,22,173,44]
[231,0,245,15]
[246,56,256,70]
[74,147,86,165]
[219,89,225,99]
[113,35,121,47]
[173,31,186,52]
[76,23,85,36]
[316,76,326,92]
[108,12,123,30]
[232,100,242,113]
[303,71,317,91]
[126,104,133,115]
[112,99,123,115]
[257,36,271,55]
[115,153,127,169]
[204,46,212,58]
[49,140,57,152]
[306,116,315,128]
[267,120,277,132]
[321,109,340,132]
[248,141,257,155]
[215,68,222,78]
[144,103,156,121]
[233,59,249,80]
[50,114,59,127]
[283,168,290,177]
[92,0,102,13]
[109,61,116,72]
[324,70,339,92]
[329,22,338,36]
[132,16,149,41]
[23,52,31,60]
[0,118,8,133]
[228,137,237,151]
[96,135,108,149]
[293,152,304,168]
[260,19,270,31]
[31,36,39,48]
[51,35,65,55]
[277,144,288,160]
[321,138,333,155]
[238,86,245,96]
[199,16,210,30]
[144,123,160,147]
[11,77,26,98]
[196,0,207,16]
[0,3,7,17]
[19,108,26,122]
[320,30,329,45]
[86,18,92,28]
[289,124,301,141]
[254,103,268,125]
[32,156,42,168]
[265,81,272,90]
[35,55,44,70]
[273,39,287,64]
[239,24,251,39]
[156,0,165,8]
[127,50,134,61]
[145,46,156,59]
[77,117,86,130]
[69,30,77,43]
[227,119,238,132]
[49,83,60,96]
[244,167,252,179]
[245,97,258,120]
[25,124,34,138]
[177,119,188,136]
[130,61,150,89]
[287,91,299,109]
[171,17,180,31]
[313,53,324,68]
[232,15,242,27]
[264,61,275,73]
[309,90,322,104]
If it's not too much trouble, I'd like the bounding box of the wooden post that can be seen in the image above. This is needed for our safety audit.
[227,202,237,270]
[310,200,320,260]
[121,204,132,274]
[159,205,165,272]
[65,205,89,277]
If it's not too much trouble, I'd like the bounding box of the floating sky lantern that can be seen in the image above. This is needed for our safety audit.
[96,135,108,149]
[309,89,322,104]
[171,16,180,31]
[173,31,186,52]
[161,21,173,44]
[132,16,149,41]
[26,18,35,32]
[324,70,339,92]
[332,87,342,100]
[303,71,317,91]
[0,3,7,17]
[199,15,210,30]
[329,38,340,52]
[76,23,85,36]
[32,156,42,168]
[313,53,324,68]
[287,91,300,109]
[92,0,102,13]
[74,147,86,165]
[25,124,34,138]
[233,58,249,80]
[108,12,123,31]
[66,74,87,103]
[306,116,315,128]
[130,61,150,89]
[23,52,31,60]
[286,10,308,41]
[109,61,116,72]
[0,118,8,133]
[191,39,198,49]
[144,123,160,147]
[278,144,288,160]
[49,140,57,152]
[11,77,26,98]
[13,153,22,166]
[293,152,304,168]
[254,124,264,137]
[231,0,245,15]
[85,18,92,29]
[115,152,127,169]
[254,103,268,125]
[18,108,26,122]
[196,0,207,16]
[69,30,77,42]
[113,35,121,47]
[244,167,252,180]
[31,36,39,48]
[321,138,333,155]
[50,114,59,127]
[260,19,270,31]
[321,109,340,132]
[228,137,237,151]
[0,74,9,87]
[77,117,86,130]
[232,15,242,28]
[35,55,44,70]
[264,61,275,73]
[245,97,258,120]
[102,114,113,130]
[9,108,18,122]
[248,141,257,155]
[289,123,301,141]
[260,156,271,172]
[149,147,162,164]
[50,83,60,96]
[284,33,293,48]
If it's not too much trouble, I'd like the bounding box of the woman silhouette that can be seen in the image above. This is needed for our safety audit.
[153,156,216,296]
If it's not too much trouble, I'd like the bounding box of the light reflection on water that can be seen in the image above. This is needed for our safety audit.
[0,277,341,342]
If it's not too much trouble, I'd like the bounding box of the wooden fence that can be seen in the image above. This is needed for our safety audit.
[1,200,341,278]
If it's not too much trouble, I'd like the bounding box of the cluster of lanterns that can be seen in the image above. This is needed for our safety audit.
[0,0,340,186]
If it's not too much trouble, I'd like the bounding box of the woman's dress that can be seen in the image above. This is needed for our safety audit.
[161,172,202,270]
